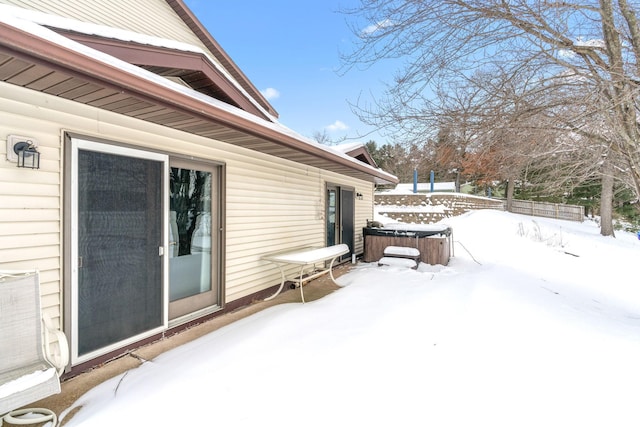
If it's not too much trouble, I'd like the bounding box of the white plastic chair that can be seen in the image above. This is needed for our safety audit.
[0,270,69,426]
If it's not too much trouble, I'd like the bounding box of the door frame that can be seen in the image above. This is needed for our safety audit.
[168,157,224,326]
[326,183,355,260]
[66,136,169,365]
[340,188,355,261]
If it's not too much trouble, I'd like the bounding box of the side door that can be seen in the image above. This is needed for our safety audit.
[326,185,354,261]
[340,188,354,261]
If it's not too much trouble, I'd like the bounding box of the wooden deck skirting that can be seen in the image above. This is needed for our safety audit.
[362,232,451,265]
[364,235,450,265]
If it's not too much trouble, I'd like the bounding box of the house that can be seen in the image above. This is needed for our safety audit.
[0,0,397,374]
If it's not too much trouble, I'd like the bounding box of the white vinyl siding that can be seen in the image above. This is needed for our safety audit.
[225,160,374,300]
[226,158,321,300]
[355,185,375,253]
[0,0,208,52]
[0,82,374,320]
[0,95,63,328]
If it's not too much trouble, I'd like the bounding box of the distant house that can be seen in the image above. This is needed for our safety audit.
[0,0,397,373]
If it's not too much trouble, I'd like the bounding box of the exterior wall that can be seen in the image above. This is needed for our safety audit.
[226,162,372,301]
[0,82,373,326]
[0,0,208,52]
[0,87,64,329]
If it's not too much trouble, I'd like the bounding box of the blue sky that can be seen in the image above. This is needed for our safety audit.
[183,0,398,146]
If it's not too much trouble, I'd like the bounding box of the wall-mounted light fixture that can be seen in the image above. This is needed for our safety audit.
[356,192,364,200]
[6,135,40,169]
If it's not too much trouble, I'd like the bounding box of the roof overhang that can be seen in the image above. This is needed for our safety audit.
[343,145,379,168]
[165,0,277,117]
[59,31,272,121]
[0,17,398,185]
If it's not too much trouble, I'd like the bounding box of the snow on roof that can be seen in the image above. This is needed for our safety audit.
[332,142,365,153]
[0,4,202,53]
[330,141,381,169]
[0,4,274,122]
[0,5,397,183]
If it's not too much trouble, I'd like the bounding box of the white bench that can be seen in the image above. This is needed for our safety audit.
[261,244,350,303]
[378,246,420,269]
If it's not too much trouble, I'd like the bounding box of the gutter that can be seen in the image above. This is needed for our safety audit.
[0,18,398,185]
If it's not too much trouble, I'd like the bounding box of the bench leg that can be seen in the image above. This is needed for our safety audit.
[264,254,344,304]
[264,264,308,303]
[264,264,287,301]
[298,265,306,304]
[328,256,340,284]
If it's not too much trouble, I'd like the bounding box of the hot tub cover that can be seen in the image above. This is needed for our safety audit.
[363,224,451,238]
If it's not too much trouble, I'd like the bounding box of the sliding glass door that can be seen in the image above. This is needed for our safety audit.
[69,139,223,363]
[326,185,354,261]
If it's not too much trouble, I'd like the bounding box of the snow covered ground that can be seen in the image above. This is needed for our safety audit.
[60,210,640,427]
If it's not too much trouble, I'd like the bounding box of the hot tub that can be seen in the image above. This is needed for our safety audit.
[362,224,452,265]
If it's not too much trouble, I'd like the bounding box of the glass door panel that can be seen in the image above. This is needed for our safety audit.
[169,160,219,320]
[327,188,337,246]
[72,139,167,362]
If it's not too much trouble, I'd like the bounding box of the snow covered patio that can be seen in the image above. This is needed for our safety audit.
[23,262,352,425]
[28,210,640,427]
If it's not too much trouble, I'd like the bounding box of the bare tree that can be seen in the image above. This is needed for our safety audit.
[311,129,337,145]
[341,0,640,203]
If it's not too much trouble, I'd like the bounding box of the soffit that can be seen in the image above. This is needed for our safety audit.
[0,24,398,185]
[0,0,278,118]
[58,31,267,120]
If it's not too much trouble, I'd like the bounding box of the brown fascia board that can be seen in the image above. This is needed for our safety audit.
[346,146,379,168]
[165,0,277,118]
[59,32,270,121]
[0,22,398,185]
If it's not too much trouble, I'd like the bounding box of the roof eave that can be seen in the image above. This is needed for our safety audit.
[0,21,398,186]
[165,0,278,118]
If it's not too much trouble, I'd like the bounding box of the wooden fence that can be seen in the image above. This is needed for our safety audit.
[505,199,584,222]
